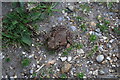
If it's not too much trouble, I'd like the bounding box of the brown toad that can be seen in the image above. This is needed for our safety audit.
[46,25,73,50]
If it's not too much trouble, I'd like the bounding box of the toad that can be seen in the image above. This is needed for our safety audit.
[46,25,73,50]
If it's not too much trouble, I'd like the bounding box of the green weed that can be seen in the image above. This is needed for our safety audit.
[97,15,110,33]
[2,2,59,48]
[5,57,11,62]
[87,45,98,57]
[107,2,114,9]
[32,72,37,77]
[76,16,85,22]
[63,50,68,56]
[97,23,109,32]
[73,43,83,49]
[77,72,84,78]
[89,34,97,42]
[79,23,87,32]
[21,58,31,67]
[62,46,73,56]
[114,27,120,35]
[61,73,67,78]
[80,3,90,13]
[80,3,91,13]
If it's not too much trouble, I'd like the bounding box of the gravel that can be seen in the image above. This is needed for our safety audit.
[96,55,105,63]
[2,2,119,78]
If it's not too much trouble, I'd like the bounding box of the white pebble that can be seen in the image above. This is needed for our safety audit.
[37,65,40,68]
[102,36,107,40]
[109,39,114,43]
[67,56,72,61]
[32,44,34,46]
[96,55,104,63]
[29,54,34,58]
[60,57,67,61]
[77,49,85,54]
[89,31,94,35]
[106,57,111,61]
[22,52,26,55]
[30,70,33,74]
[57,69,60,71]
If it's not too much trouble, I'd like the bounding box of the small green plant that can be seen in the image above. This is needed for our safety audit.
[79,23,87,32]
[89,34,97,42]
[107,2,114,9]
[21,58,31,67]
[32,72,37,77]
[80,3,91,13]
[2,2,59,48]
[62,46,73,56]
[49,50,55,54]
[5,57,11,62]
[73,43,83,49]
[87,45,98,57]
[61,73,67,78]
[97,23,109,32]
[114,27,120,35]
[97,15,110,33]
[77,72,84,78]
[76,16,84,22]
[63,50,68,56]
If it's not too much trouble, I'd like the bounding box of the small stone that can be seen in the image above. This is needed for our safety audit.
[99,45,104,51]
[66,43,71,48]
[107,44,112,48]
[112,65,116,67]
[61,61,72,73]
[62,10,65,14]
[37,61,39,64]
[96,55,104,63]
[90,21,96,27]
[97,15,102,20]
[109,39,114,43]
[32,64,36,67]
[102,36,107,40]
[99,70,105,75]
[22,52,26,55]
[67,56,72,62]
[113,54,115,57]
[64,13,68,16]
[89,31,94,35]
[47,60,56,65]
[30,70,33,74]
[95,32,102,37]
[88,71,93,74]
[70,26,77,31]
[106,56,111,61]
[77,49,85,54]
[29,54,34,58]
[34,55,37,59]
[37,65,40,68]
[60,57,67,61]
[32,44,34,46]
[36,38,39,41]
[95,28,101,33]
[93,70,98,75]
[14,75,17,78]
[57,69,60,72]
[68,6,74,11]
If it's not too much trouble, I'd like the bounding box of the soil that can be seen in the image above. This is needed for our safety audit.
[2,2,120,79]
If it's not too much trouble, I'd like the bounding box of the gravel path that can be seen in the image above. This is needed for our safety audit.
[2,2,119,79]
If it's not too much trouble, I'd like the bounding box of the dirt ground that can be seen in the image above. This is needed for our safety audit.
[2,2,120,79]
